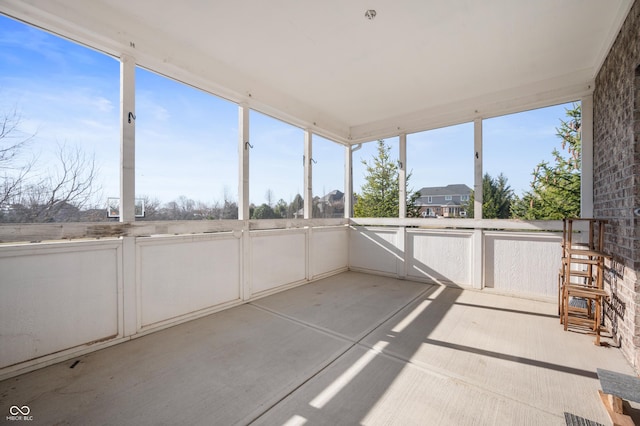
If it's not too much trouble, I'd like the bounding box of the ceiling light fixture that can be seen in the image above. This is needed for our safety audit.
[365,10,376,20]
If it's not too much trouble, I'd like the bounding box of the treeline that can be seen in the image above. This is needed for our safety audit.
[137,191,343,221]
[1,191,346,222]
[141,191,346,220]
[136,196,238,221]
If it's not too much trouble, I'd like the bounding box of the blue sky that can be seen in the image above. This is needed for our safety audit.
[0,14,574,208]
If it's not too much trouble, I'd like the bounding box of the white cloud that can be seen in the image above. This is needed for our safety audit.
[91,96,114,113]
[136,91,171,122]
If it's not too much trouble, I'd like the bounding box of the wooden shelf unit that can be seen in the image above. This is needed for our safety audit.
[559,218,610,345]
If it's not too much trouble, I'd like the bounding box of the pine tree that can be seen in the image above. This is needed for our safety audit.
[251,203,276,219]
[465,173,514,218]
[353,140,419,218]
[288,194,304,218]
[511,104,581,219]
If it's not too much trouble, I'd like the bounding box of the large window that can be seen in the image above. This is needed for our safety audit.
[0,15,119,223]
[407,123,473,218]
[352,137,400,217]
[249,111,303,219]
[483,102,581,219]
[135,68,238,220]
[312,136,344,218]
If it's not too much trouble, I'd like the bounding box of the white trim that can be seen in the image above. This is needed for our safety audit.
[120,54,136,222]
[238,104,250,220]
[399,134,407,218]
[472,229,483,289]
[349,217,568,232]
[591,1,635,78]
[580,96,594,218]
[304,130,313,219]
[348,75,595,143]
[474,118,483,219]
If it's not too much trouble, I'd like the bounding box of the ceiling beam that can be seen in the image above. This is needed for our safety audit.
[348,71,594,144]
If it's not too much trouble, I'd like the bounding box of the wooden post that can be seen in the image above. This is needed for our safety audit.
[598,391,634,426]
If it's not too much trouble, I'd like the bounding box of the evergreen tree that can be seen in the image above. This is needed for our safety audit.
[288,194,304,218]
[353,140,419,218]
[465,173,514,218]
[511,103,581,219]
[274,199,288,218]
[251,203,276,219]
[406,190,422,218]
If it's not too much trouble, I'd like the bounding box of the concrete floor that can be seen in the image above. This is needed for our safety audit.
[0,271,637,425]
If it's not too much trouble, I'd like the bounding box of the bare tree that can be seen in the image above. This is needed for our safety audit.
[221,186,238,219]
[0,109,36,207]
[1,106,101,223]
[14,143,101,222]
[265,188,274,207]
[136,195,161,220]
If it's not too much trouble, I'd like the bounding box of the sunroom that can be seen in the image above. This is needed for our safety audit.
[0,1,639,424]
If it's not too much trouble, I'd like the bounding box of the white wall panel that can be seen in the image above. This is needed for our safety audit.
[138,235,240,327]
[0,243,120,369]
[251,230,306,294]
[484,233,561,298]
[311,227,348,277]
[408,230,472,285]
[349,227,400,275]
[0,221,567,378]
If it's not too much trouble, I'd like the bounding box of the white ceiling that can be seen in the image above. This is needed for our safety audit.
[1,0,634,143]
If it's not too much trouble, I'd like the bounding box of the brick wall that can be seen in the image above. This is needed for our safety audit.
[593,0,640,372]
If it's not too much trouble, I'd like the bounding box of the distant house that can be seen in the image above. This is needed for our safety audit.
[293,190,345,218]
[415,184,472,218]
[314,189,344,218]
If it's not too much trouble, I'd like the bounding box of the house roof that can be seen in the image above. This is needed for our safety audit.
[418,184,472,197]
[318,190,344,203]
[0,1,632,144]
